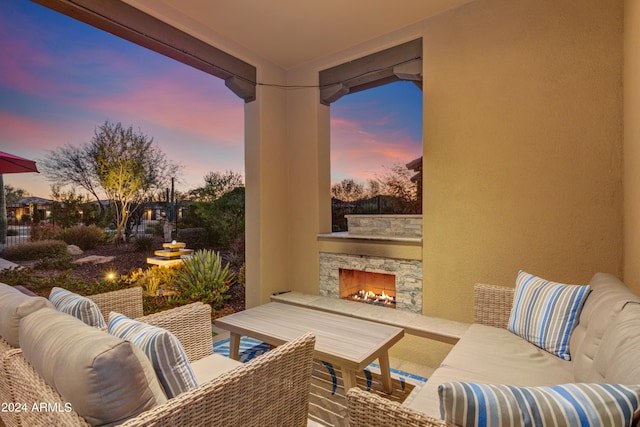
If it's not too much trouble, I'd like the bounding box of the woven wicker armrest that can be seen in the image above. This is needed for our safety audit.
[0,345,19,427]
[2,349,91,427]
[120,332,317,427]
[87,286,144,320]
[473,283,514,329]
[346,387,450,427]
[135,302,213,363]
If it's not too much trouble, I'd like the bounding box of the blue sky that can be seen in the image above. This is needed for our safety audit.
[1,0,422,198]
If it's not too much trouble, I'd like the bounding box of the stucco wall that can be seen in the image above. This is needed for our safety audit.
[624,0,640,295]
[421,0,624,321]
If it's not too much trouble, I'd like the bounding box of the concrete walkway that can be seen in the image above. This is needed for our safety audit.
[0,258,19,270]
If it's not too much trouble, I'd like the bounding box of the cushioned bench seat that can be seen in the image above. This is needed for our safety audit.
[347,271,640,427]
[407,324,574,416]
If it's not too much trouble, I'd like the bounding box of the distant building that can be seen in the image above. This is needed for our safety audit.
[6,197,53,223]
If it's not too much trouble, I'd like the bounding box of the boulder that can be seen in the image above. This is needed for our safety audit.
[67,245,83,256]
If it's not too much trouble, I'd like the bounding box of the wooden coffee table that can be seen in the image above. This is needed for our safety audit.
[214,302,404,393]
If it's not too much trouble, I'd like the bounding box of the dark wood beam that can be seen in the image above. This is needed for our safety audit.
[319,38,422,105]
[32,0,257,102]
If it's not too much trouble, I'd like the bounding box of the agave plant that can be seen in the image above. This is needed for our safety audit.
[174,249,235,309]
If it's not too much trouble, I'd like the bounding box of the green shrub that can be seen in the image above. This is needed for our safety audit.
[176,228,208,250]
[132,235,155,252]
[3,240,68,261]
[30,224,61,241]
[58,225,105,250]
[174,249,234,309]
[236,263,246,288]
[34,254,73,270]
[182,187,245,249]
[150,222,164,236]
[6,229,19,237]
[0,268,88,296]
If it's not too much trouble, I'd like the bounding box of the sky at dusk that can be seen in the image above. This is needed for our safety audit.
[1,0,422,199]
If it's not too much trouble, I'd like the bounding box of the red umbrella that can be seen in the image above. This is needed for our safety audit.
[0,151,39,174]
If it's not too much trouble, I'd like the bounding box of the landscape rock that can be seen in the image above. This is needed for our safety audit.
[73,255,115,265]
[67,245,83,256]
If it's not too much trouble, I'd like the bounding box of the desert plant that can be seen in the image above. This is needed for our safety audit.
[236,263,246,288]
[34,254,73,270]
[132,235,155,252]
[58,225,105,250]
[176,227,208,250]
[30,223,62,241]
[0,268,92,296]
[125,266,181,296]
[3,240,68,261]
[174,249,234,309]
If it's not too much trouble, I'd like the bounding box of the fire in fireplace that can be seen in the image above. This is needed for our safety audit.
[339,269,396,308]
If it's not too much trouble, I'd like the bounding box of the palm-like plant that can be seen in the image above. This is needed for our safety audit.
[175,249,235,309]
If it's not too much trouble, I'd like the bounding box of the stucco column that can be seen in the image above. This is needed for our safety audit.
[244,83,289,308]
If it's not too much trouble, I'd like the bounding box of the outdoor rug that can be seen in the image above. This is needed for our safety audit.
[214,337,428,426]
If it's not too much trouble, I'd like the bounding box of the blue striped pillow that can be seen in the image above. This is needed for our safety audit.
[108,312,197,398]
[49,287,106,328]
[508,271,590,360]
[438,382,640,427]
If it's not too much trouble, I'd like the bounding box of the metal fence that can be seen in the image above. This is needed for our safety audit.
[3,218,169,248]
[331,195,420,232]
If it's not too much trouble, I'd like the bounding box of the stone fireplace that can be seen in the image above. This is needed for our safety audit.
[318,215,422,313]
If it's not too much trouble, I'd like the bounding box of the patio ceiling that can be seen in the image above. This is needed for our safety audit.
[124,0,473,69]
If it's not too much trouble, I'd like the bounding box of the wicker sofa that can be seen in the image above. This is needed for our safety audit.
[347,272,640,426]
[0,285,316,426]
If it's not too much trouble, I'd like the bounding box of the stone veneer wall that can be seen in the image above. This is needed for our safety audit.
[319,252,422,313]
[345,214,422,238]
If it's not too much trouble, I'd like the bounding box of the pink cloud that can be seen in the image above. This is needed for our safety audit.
[0,112,68,149]
[330,116,421,184]
[78,71,244,144]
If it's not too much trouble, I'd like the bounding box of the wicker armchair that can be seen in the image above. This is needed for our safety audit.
[0,286,146,427]
[3,330,316,427]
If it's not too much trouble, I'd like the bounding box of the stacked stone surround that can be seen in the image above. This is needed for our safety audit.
[319,252,422,313]
[345,214,422,238]
[319,214,423,313]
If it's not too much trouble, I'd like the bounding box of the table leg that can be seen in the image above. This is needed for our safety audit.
[343,368,358,393]
[229,332,241,360]
[379,351,393,394]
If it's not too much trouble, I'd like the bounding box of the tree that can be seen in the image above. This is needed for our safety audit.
[189,170,243,202]
[43,121,180,242]
[375,162,420,212]
[90,122,180,242]
[41,144,104,213]
[3,184,29,206]
[50,185,90,228]
[331,178,365,202]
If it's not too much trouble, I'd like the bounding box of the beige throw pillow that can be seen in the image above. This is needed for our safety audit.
[0,282,53,347]
[19,308,167,426]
